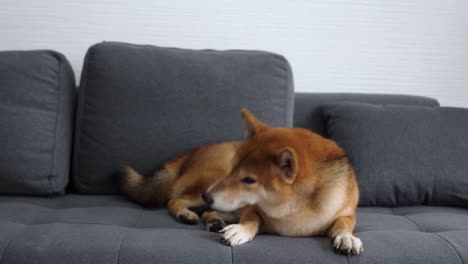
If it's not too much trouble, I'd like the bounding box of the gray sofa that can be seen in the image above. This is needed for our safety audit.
[0,42,466,264]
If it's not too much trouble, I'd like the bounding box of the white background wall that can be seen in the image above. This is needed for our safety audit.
[1,0,468,107]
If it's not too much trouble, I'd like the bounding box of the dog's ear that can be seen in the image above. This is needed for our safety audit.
[241,108,269,137]
[275,147,299,184]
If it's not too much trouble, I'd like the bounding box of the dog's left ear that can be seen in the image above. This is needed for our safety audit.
[241,108,269,137]
[275,147,299,184]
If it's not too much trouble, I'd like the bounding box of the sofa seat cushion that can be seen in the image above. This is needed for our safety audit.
[0,195,466,264]
[0,195,229,264]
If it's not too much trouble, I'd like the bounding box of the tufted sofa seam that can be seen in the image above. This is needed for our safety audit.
[0,226,26,264]
[355,229,418,234]
[47,52,63,194]
[402,215,424,231]
[432,233,464,264]
[395,211,468,217]
[355,228,468,235]
[115,210,144,264]
[230,244,234,264]
[405,212,468,217]
[0,219,204,232]
[358,209,468,218]
[436,229,468,233]
[0,203,140,210]
[391,208,425,232]
[115,230,127,264]
[354,229,427,235]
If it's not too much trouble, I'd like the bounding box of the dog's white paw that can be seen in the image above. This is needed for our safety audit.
[220,224,254,246]
[333,233,363,255]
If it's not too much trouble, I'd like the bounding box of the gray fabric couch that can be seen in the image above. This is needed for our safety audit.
[0,43,466,264]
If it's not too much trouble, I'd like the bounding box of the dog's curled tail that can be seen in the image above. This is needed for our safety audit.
[119,165,173,207]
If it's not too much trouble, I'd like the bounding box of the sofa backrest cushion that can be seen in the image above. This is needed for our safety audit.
[294,93,439,136]
[73,42,294,194]
[322,102,468,207]
[0,50,75,195]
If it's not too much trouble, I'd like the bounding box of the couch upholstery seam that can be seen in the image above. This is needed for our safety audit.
[436,229,468,233]
[279,55,289,128]
[0,226,25,264]
[0,220,203,231]
[404,211,468,217]
[432,233,464,264]
[269,54,289,128]
[0,202,140,210]
[284,62,287,127]
[47,53,63,194]
[279,55,291,128]
[392,208,424,232]
[115,230,127,264]
[116,210,142,264]
[230,243,234,264]
[401,215,424,232]
[114,210,143,264]
[354,229,427,234]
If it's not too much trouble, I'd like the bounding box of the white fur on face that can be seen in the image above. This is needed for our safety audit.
[207,169,261,212]
[210,190,257,212]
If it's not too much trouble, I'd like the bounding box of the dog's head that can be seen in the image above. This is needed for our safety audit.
[204,108,329,216]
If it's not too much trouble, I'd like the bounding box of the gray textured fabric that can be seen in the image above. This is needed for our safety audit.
[294,92,439,135]
[119,229,231,264]
[0,50,75,195]
[73,41,294,194]
[323,103,468,207]
[0,195,466,264]
[438,231,468,264]
[234,232,460,264]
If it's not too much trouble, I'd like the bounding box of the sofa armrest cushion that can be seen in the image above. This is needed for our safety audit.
[322,102,468,207]
[73,42,294,194]
[0,50,75,195]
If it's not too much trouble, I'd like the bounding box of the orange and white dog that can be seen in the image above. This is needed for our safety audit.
[120,108,363,255]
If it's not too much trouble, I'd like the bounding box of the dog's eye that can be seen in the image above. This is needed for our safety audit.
[241,176,256,184]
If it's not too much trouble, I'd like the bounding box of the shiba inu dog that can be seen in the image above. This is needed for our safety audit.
[120,108,363,255]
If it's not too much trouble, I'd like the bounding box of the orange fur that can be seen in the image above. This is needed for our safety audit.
[120,108,362,255]
[120,142,241,226]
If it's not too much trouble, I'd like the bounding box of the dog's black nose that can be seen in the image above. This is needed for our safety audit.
[202,192,213,205]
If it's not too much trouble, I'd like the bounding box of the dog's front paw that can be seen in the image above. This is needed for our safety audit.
[333,233,363,256]
[219,224,255,246]
[176,209,199,225]
[206,218,226,233]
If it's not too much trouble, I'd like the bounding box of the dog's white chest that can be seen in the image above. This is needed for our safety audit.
[262,212,330,237]
[259,186,346,237]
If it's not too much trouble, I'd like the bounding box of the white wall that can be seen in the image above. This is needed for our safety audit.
[1,0,468,107]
